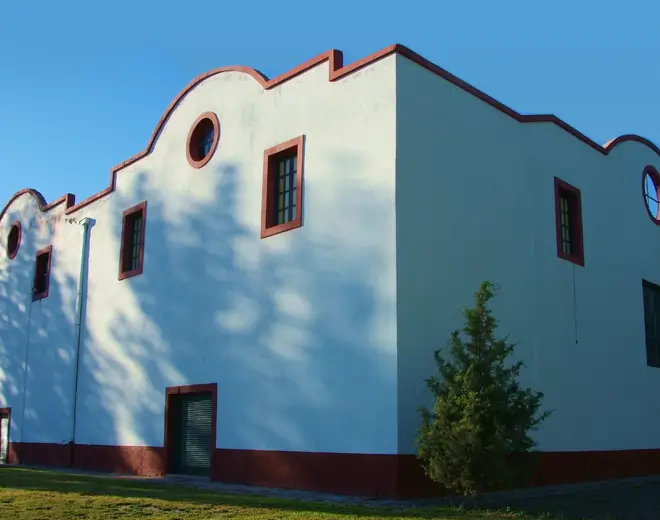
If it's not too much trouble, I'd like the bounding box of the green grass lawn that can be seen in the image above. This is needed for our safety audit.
[0,467,560,519]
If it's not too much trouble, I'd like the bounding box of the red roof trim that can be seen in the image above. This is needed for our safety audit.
[1,44,658,223]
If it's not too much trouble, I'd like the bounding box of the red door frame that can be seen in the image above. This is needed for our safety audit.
[0,407,11,464]
[163,384,217,475]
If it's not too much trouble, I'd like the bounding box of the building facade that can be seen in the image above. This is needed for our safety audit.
[1,44,659,497]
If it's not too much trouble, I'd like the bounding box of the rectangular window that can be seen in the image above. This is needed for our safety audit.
[33,246,52,301]
[119,201,147,280]
[275,155,298,226]
[642,280,660,368]
[261,136,304,239]
[554,177,584,266]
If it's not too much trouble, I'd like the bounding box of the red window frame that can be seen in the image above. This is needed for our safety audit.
[118,201,147,281]
[554,177,584,267]
[261,136,305,239]
[33,245,52,301]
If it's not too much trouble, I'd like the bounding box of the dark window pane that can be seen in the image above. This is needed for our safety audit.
[198,127,214,158]
[122,210,143,273]
[34,252,50,294]
[559,192,575,256]
[273,155,297,225]
[643,284,660,368]
[644,174,659,218]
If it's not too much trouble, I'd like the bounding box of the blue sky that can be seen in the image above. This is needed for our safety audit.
[1,1,658,207]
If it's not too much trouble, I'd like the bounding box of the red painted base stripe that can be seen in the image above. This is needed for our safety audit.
[8,443,660,498]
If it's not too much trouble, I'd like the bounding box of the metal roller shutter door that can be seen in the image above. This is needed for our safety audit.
[171,393,213,476]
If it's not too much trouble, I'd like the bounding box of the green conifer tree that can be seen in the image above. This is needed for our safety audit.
[417,281,551,496]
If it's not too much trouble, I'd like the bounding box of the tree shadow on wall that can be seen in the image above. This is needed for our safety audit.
[76,152,399,489]
[0,222,36,448]
[0,209,81,456]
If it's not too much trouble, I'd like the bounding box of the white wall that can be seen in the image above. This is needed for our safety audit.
[0,195,79,445]
[395,53,660,454]
[9,49,654,461]
[0,56,399,455]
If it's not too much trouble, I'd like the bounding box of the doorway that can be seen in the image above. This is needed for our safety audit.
[165,384,216,477]
[0,408,10,464]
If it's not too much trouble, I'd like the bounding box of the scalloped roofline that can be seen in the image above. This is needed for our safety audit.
[2,43,659,224]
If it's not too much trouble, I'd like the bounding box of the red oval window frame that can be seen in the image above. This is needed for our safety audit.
[642,165,660,225]
[7,221,21,259]
[186,112,220,169]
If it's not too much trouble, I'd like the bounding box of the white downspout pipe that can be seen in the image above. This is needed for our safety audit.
[69,217,92,466]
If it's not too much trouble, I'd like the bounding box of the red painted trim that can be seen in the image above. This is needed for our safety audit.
[6,221,21,260]
[642,165,660,225]
[7,442,660,498]
[261,136,305,239]
[10,442,164,475]
[0,190,74,230]
[163,383,217,475]
[186,112,220,169]
[554,177,585,267]
[213,448,400,496]
[602,134,660,156]
[32,245,52,301]
[118,201,147,281]
[1,45,657,224]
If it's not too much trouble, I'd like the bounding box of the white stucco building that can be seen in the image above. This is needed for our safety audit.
[1,44,659,497]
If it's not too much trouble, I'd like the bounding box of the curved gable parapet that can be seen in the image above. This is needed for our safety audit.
[3,43,658,220]
[9,49,351,217]
[602,134,660,157]
[0,188,74,227]
[109,49,350,180]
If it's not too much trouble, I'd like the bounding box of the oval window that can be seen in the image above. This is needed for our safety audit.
[643,166,660,224]
[7,222,21,259]
[186,112,220,168]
